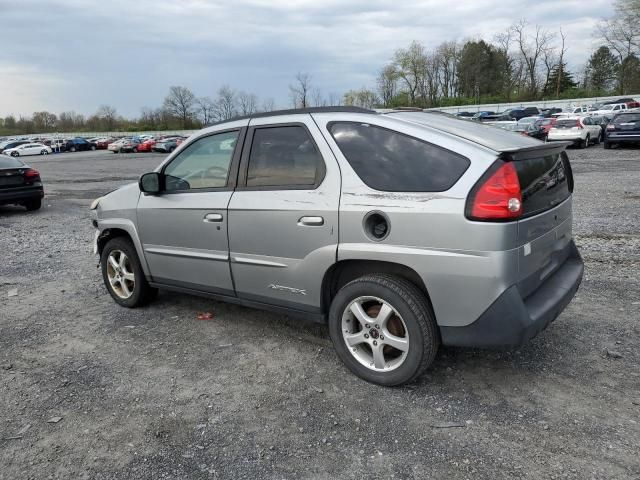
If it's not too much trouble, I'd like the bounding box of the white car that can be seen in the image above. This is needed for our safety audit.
[547,116,602,148]
[3,143,52,157]
[591,103,629,116]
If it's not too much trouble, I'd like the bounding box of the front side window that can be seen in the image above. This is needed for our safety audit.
[163,130,238,191]
[246,126,323,187]
[329,122,470,192]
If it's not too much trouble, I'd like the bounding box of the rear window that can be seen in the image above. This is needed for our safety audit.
[0,157,24,168]
[328,122,470,192]
[613,114,640,124]
[555,119,578,128]
[513,152,572,216]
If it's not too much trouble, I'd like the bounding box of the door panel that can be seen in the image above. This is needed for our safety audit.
[227,116,340,310]
[136,128,244,294]
[137,192,234,294]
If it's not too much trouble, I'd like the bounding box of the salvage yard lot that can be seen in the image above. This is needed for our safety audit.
[1,147,639,479]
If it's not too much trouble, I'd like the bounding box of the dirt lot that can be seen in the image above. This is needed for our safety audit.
[1,146,639,479]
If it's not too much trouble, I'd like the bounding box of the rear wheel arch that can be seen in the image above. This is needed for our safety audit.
[321,260,434,316]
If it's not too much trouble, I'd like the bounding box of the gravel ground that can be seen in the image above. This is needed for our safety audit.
[1,146,639,480]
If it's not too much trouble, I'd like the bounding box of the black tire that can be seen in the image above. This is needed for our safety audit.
[594,132,601,145]
[70,146,76,152]
[11,151,19,157]
[580,135,589,149]
[169,146,176,153]
[101,237,157,308]
[604,141,612,149]
[40,149,48,155]
[91,145,96,151]
[133,147,138,153]
[328,274,439,386]
[24,198,41,211]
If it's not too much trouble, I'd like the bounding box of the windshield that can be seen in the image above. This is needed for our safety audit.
[556,119,579,127]
[600,105,614,111]
[613,114,640,124]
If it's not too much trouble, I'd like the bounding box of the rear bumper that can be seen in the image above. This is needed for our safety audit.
[606,135,640,143]
[440,240,583,349]
[0,186,44,205]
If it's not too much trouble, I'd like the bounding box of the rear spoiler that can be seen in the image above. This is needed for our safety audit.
[500,141,572,160]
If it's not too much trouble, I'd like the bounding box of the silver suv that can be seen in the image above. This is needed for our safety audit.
[91,107,583,386]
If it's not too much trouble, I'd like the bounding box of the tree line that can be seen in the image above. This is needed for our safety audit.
[1,0,638,136]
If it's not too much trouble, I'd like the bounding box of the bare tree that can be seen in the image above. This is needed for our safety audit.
[163,86,196,128]
[213,86,237,121]
[510,20,555,97]
[343,88,378,109]
[196,97,216,125]
[555,28,568,97]
[237,91,258,115]
[289,72,312,108]
[376,64,398,107]
[311,88,327,107]
[436,41,459,99]
[261,97,276,112]
[327,92,342,106]
[96,105,117,130]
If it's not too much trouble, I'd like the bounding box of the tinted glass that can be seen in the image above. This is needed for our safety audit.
[0,157,24,168]
[246,126,322,187]
[514,152,572,216]
[164,130,238,191]
[329,122,469,192]
[556,119,578,128]
[613,114,640,124]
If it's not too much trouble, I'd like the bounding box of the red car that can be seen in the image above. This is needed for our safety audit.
[136,138,156,152]
[95,138,115,149]
[535,117,557,134]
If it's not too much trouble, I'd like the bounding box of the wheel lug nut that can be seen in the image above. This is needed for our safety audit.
[373,340,378,346]
[364,334,369,339]
[365,324,370,328]
[375,324,380,329]
[380,336,384,340]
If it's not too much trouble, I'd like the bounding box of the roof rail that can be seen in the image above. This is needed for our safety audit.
[207,106,376,127]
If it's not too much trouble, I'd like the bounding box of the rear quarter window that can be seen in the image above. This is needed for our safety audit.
[328,122,470,192]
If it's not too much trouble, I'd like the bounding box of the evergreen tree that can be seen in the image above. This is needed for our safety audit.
[543,62,577,97]
[586,46,619,94]
[619,54,640,93]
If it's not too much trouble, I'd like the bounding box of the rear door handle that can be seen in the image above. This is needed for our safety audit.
[298,216,324,226]
[203,213,223,223]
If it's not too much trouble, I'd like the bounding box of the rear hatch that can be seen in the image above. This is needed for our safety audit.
[0,157,30,189]
[509,145,575,298]
[608,113,640,137]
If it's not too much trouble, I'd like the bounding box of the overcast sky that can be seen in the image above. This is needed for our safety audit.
[0,0,614,118]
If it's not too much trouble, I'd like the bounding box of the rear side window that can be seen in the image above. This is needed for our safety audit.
[0,157,24,168]
[246,126,324,187]
[328,122,469,192]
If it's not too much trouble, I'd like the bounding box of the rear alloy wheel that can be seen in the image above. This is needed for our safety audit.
[91,145,96,151]
[101,237,157,308]
[133,147,138,153]
[329,274,439,386]
[11,151,19,157]
[70,146,76,152]
[580,135,589,149]
[40,150,48,155]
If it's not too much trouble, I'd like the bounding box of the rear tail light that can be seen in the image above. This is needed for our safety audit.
[575,120,583,129]
[23,168,41,183]
[466,160,522,221]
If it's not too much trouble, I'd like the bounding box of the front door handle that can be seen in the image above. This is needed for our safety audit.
[298,216,324,226]
[203,213,223,223]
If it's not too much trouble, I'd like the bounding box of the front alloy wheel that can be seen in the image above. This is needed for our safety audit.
[106,249,135,299]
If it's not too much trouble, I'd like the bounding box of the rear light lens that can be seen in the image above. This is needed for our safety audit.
[576,120,583,129]
[23,168,41,183]
[466,160,522,221]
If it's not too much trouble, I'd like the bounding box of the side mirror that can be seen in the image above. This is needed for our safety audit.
[139,172,162,194]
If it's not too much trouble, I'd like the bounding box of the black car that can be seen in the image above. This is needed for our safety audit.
[0,140,30,154]
[500,107,540,121]
[62,138,97,152]
[0,156,43,211]
[604,112,640,149]
[539,107,563,117]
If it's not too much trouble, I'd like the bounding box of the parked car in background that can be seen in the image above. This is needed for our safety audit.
[62,137,97,152]
[535,117,557,136]
[500,107,540,121]
[455,112,474,117]
[0,140,30,154]
[0,155,43,211]
[548,116,602,148]
[136,138,156,152]
[152,137,182,153]
[604,111,640,149]
[91,107,582,386]
[95,138,115,149]
[3,143,52,157]
[120,138,142,153]
[540,108,562,117]
[472,111,496,121]
[592,103,629,116]
[108,138,130,153]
